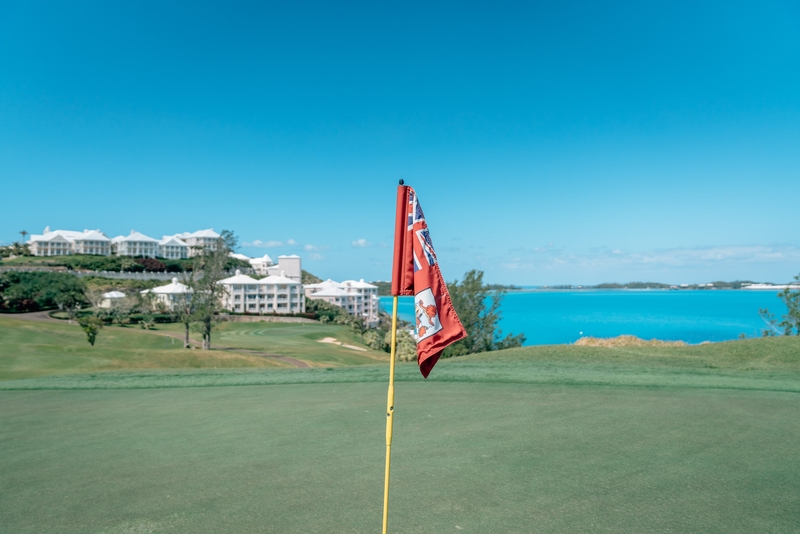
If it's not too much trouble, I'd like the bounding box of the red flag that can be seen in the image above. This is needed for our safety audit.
[391,185,467,377]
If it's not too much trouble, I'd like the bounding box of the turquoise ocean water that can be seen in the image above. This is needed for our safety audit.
[379,290,789,346]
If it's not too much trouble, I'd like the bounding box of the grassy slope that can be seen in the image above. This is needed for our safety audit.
[156,321,387,367]
[0,316,287,380]
[3,333,798,392]
[0,316,387,381]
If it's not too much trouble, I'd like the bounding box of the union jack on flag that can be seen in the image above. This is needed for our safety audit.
[392,184,466,377]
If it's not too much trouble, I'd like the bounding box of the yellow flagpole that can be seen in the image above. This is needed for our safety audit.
[382,296,399,534]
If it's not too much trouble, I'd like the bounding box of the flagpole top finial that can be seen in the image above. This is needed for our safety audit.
[399,179,404,186]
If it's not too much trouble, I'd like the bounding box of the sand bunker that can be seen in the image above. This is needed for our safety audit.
[317,337,367,351]
[575,335,687,347]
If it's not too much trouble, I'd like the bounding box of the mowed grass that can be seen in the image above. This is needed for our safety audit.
[2,318,799,532]
[0,316,384,381]
[1,382,799,533]
[156,320,388,366]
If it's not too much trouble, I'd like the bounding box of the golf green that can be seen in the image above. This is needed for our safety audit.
[2,381,798,533]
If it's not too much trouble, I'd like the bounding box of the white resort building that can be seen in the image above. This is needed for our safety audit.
[111,231,160,258]
[173,229,220,256]
[26,226,220,259]
[216,270,305,315]
[28,227,111,257]
[157,236,190,259]
[305,279,380,325]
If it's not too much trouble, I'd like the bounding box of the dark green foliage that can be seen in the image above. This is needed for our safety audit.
[304,297,352,323]
[0,272,87,312]
[77,316,103,346]
[759,273,800,336]
[134,258,167,272]
[443,269,525,357]
[372,280,392,296]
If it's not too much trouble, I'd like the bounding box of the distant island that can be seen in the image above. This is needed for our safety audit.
[530,281,799,291]
[372,279,798,296]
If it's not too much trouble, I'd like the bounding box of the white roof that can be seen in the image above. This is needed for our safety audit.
[188,228,220,239]
[29,228,109,243]
[304,279,344,290]
[112,230,158,243]
[159,235,188,246]
[259,272,301,285]
[341,279,378,289]
[249,254,273,265]
[229,252,251,261]
[217,270,259,285]
[311,287,358,297]
[146,278,192,294]
[102,291,126,299]
[74,229,110,242]
[278,254,301,259]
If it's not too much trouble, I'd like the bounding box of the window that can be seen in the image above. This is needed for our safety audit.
[234,295,241,301]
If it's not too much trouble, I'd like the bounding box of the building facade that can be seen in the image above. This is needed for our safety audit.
[28,227,111,256]
[217,270,305,315]
[305,278,379,324]
[158,236,189,259]
[111,231,160,258]
[174,229,220,256]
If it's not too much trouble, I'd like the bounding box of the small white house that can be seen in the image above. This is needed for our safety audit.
[99,291,126,309]
[140,278,192,311]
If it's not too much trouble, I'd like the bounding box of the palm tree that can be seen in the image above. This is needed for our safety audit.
[19,230,28,243]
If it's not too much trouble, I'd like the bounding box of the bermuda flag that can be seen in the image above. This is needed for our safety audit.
[391,184,467,377]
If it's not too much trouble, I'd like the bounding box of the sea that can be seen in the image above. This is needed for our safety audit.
[379,290,789,346]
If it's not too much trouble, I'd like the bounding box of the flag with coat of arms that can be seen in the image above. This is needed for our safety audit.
[391,184,467,377]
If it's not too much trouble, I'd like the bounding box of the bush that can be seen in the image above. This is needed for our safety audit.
[0,272,87,312]
[135,258,167,272]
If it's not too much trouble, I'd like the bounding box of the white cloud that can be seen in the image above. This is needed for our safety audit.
[500,244,800,272]
[242,238,309,249]
[244,239,284,248]
[308,253,325,261]
[352,239,372,248]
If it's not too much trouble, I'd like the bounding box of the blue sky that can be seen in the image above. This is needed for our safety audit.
[2,1,799,285]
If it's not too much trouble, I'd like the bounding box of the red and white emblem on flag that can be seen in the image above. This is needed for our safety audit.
[391,185,467,377]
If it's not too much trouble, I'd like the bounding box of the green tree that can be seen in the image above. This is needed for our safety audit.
[55,288,85,324]
[190,230,238,350]
[442,269,525,357]
[759,273,800,336]
[78,316,103,346]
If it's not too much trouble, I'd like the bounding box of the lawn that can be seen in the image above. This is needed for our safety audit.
[1,381,799,533]
[0,315,386,381]
[1,319,799,532]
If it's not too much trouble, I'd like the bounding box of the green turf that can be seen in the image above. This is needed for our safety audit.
[0,316,386,381]
[0,316,288,380]
[156,320,387,366]
[2,319,799,532]
[1,383,798,533]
